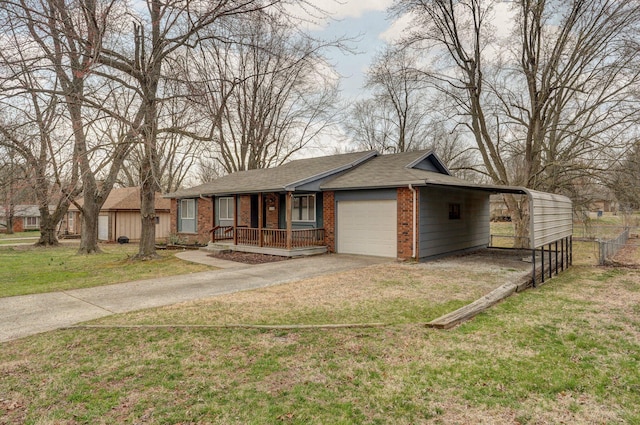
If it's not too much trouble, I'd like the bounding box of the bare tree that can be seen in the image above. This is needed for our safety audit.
[609,141,640,212]
[91,1,336,259]
[363,47,431,153]
[185,11,340,175]
[0,7,84,246]
[344,98,402,153]
[392,0,640,246]
[1,0,133,253]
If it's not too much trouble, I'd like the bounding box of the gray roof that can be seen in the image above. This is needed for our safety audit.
[321,150,469,190]
[0,205,42,217]
[166,150,377,198]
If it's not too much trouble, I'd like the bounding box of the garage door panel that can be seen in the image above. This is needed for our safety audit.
[337,200,396,257]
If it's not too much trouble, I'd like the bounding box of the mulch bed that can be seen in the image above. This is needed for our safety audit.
[208,251,290,265]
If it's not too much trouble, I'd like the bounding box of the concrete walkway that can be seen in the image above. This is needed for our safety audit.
[0,252,389,343]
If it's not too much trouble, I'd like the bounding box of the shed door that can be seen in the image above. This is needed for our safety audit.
[98,215,109,241]
[337,200,397,257]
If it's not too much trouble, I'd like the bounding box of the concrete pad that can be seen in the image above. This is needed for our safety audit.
[0,254,390,343]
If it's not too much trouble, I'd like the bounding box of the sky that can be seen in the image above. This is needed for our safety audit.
[298,0,516,102]
[301,0,398,101]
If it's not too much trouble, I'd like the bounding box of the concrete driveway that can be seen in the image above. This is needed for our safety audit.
[0,253,389,343]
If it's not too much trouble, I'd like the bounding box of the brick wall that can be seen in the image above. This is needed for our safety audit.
[323,191,336,252]
[397,187,416,260]
[172,197,214,244]
[265,193,279,228]
[239,195,251,227]
[170,199,178,235]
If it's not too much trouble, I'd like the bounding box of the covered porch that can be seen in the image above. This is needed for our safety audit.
[204,191,327,257]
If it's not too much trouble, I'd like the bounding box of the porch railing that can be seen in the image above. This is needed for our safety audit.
[210,225,234,242]
[214,227,325,249]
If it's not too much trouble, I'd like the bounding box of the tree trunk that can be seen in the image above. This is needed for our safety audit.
[503,194,530,249]
[136,175,160,259]
[77,199,101,254]
[36,218,60,246]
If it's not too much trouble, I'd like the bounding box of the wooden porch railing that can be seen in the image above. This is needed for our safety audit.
[210,225,234,242]
[231,227,325,249]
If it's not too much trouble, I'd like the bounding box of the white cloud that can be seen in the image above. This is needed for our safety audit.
[288,0,393,31]
[378,12,413,43]
[321,0,393,18]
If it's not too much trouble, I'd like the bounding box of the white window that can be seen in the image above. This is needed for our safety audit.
[25,216,39,227]
[178,199,197,233]
[293,194,315,222]
[68,212,74,231]
[219,197,234,220]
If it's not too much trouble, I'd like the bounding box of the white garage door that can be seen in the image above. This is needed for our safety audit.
[98,215,109,241]
[337,200,397,257]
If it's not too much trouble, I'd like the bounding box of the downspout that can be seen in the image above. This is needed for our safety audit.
[408,184,417,260]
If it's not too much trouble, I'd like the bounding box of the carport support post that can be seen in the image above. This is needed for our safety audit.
[258,192,263,247]
[233,194,238,246]
[286,191,293,250]
[549,243,553,279]
[555,241,559,275]
[541,245,545,283]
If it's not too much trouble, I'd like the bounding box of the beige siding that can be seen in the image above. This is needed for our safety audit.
[419,187,490,259]
[112,211,171,242]
[528,190,573,248]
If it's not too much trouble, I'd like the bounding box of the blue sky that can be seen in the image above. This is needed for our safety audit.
[295,0,398,101]
[315,10,393,100]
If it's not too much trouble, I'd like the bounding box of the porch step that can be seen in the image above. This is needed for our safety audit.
[201,242,327,258]
[202,242,232,254]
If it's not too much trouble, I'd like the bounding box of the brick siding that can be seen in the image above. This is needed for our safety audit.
[239,195,251,227]
[323,191,336,252]
[397,187,416,260]
[265,193,279,228]
[171,197,214,244]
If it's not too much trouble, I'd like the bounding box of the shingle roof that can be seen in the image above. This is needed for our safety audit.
[321,150,470,190]
[165,150,377,198]
[71,187,170,211]
[0,205,41,217]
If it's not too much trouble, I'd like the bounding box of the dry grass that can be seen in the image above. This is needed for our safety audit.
[97,250,531,327]
[1,246,639,424]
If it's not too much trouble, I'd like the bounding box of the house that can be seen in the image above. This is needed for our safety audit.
[66,187,171,242]
[0,205,42,233]
[166,150,573,260]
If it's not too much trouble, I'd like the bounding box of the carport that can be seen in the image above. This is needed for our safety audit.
[421,179,574,286]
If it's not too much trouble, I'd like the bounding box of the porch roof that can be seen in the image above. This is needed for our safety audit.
[165,150,377,198]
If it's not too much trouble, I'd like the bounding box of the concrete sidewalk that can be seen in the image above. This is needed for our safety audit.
[0,253,389,343]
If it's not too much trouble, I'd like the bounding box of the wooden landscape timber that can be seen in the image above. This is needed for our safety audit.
[427,255,560,329]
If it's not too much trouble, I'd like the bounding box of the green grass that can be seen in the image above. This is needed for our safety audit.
[1,245,639,423]
[1,227,638,423]
[0,231,39,245]
[0,245,214,297]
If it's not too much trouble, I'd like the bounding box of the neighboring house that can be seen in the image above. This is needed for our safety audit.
[0,205,42,233]
[166,150,573,260]
[67,187,171,242]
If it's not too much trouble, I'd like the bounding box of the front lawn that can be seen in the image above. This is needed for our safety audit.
[1,244,639,423]
[0,245,214,297]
